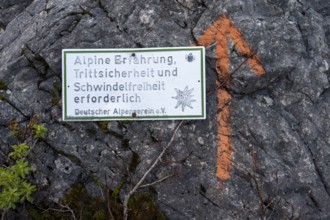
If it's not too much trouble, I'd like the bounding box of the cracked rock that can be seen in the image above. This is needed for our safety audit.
[0,0,330,219]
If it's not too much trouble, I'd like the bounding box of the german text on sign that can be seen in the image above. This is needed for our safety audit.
[62,47,205,121]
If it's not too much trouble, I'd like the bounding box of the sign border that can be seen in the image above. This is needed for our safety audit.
[62,47,205,121]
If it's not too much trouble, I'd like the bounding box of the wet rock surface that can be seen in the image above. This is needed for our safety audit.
[0,0,330,219]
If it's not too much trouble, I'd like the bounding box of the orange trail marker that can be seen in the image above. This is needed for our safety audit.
[196,14,265,180]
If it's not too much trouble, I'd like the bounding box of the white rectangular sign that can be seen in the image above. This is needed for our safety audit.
[62,47,205,121]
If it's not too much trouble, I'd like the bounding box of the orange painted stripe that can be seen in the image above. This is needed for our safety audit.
[196,14,265,180]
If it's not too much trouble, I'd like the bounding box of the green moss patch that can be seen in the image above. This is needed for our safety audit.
[0,80,7,90]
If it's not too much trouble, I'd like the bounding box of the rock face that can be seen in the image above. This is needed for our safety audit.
[0,0,330,219]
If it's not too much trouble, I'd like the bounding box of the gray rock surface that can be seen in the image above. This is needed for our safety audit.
[1,0,330,219]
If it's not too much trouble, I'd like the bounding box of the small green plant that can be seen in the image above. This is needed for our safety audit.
[32,124,47,139]
[1,116,47,219]
[8,143,30,159]
[0,145,36,210]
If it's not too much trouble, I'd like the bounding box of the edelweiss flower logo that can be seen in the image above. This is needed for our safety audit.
[172,86,196,112]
